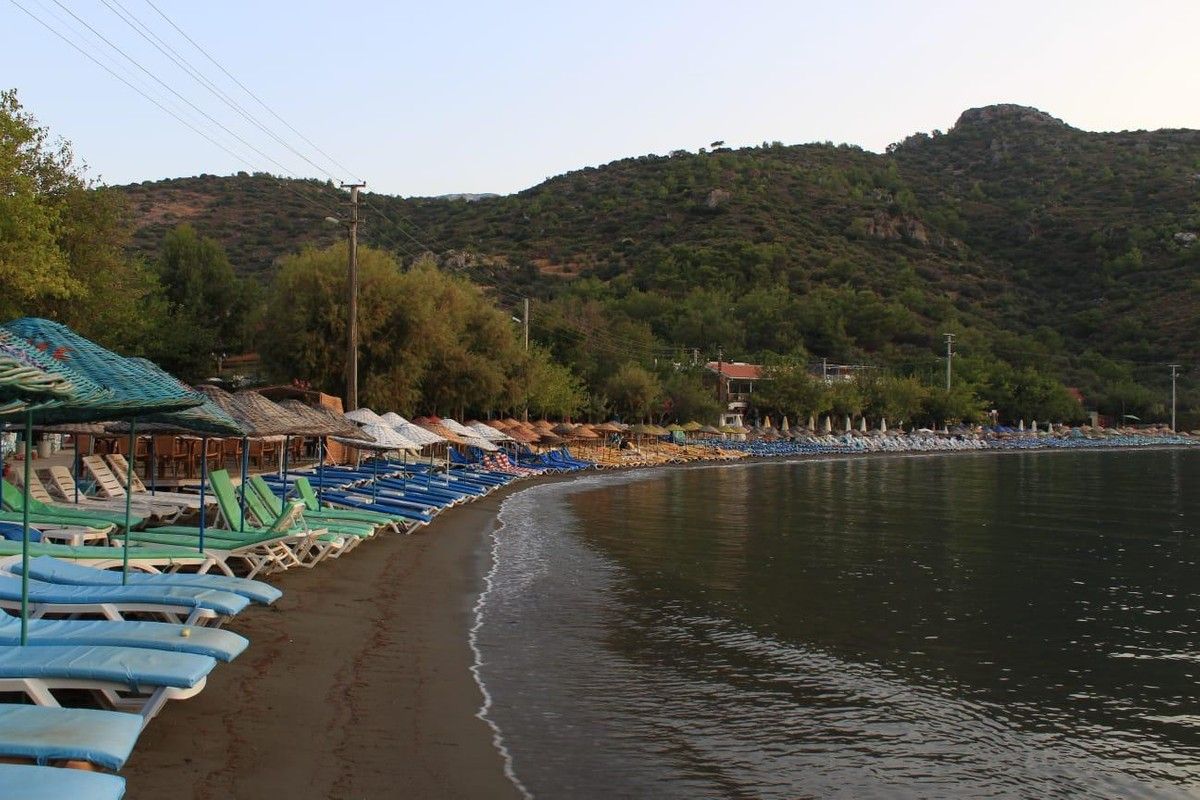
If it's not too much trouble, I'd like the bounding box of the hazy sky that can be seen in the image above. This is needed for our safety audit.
[4,1,1199,197]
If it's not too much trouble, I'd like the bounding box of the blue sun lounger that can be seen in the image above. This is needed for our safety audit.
[0,573,249,626]
[0,611,247,661]
[17,555,282,606]
[0,644,215,726]
[0,762,125,799]
[0,704,140,769]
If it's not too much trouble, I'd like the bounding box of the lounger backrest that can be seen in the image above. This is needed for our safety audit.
[0,478,46,513]
[105,453,148,493]
[20,471,58,505]
[41,466,81,502]
[81,456,128,500]
[270,501,307,535]
[242,477,283,527]
[248,476,284,516]
[293,477,320,511]
[207,469,245,530]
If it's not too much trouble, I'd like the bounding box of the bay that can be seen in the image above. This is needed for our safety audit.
[474,450,1200,799]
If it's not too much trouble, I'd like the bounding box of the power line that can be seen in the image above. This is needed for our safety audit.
[140,0,362,184]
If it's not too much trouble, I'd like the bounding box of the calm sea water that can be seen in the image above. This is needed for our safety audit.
[473,450,1200,799]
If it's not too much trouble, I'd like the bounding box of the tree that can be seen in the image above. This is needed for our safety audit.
[0,89,172,361]
[523,346,585,419]
[262,245,529,416]
[605,363,661,421]
[755,363,827,420]
[660,368,721,424]
[922,384,985,426]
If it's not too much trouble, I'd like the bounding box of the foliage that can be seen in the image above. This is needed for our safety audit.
[605,363,661,421]
[659,367,722,424]
[754,364,827,419]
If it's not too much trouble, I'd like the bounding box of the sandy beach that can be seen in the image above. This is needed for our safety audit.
[122,484,531,799]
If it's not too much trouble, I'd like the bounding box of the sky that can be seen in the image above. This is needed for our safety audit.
[4,0,1200,197]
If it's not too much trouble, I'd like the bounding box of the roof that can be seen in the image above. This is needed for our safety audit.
[704,361,764,380]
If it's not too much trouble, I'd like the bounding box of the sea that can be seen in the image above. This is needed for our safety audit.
[472,449,1200,799]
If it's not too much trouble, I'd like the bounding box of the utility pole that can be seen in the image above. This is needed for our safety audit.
[522,297,530,422]
[944,333,956,391]
[1170,364,1181,432]
[341,182,365,411]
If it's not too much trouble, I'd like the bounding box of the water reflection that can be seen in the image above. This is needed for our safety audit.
[476,451,1200,798]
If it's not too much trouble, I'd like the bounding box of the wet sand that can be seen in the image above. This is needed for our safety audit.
[123,486,528,799]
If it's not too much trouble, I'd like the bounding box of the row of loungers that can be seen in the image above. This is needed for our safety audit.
[0,445,596,797]
[0,551,281,799]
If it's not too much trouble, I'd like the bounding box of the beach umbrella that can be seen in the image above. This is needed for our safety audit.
[1018,419,1025,432]
[344,407,386,426]
[682,421,703,433]
[334,422,420,501]
[1031,419,1038,434]
[277,399,370,502]
[780,416,789,434]
[107,392,245,554]
[762,416,773,429]
[551,422,577,436]
[199,385,276,518]
[880,418,888,433]
[807,415,815,431]
[0,331,116,644]
[860,417,868,433]
[3,318,203,594]
[845,415,852,433]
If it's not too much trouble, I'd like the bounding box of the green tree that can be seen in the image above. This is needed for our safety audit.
[755,364,827,420]
[660,368,721,424]
[522,345,585,419]
[605,362,662,421]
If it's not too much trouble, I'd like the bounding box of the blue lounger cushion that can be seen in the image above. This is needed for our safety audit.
[20,555,282,605]
[0,612,248,662]
[0,644,215,689]
[0,573,250,617]
[0,704,140,769]
[0,763,124,799]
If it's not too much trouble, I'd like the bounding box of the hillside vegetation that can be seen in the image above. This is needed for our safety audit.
[113,104,1200,422]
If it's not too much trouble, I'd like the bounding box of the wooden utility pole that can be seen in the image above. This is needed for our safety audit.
[944,333,956,391]
[342,183,365,411]
[1170,364,1181,432]
[522,297,530,422]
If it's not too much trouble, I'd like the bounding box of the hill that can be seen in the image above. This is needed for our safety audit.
[113,105,1200,409]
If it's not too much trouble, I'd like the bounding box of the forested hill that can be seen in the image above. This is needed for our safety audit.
[116,104,1200,389]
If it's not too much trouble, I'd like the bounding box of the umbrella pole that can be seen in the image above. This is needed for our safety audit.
[19,412,32,645]
[122,422,136,585]
[198,436,208,553]
[239,437,249,533]
[316,436,324,504]
[282,435,290,503]
[148,436,156,496]
[372,452,378,502]
[73,438,80,503]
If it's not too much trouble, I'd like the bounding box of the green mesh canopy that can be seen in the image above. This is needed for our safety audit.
[1,319,203,423]
[0,329,111,417]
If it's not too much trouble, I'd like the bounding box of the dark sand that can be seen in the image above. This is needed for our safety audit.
[123,486,529,799]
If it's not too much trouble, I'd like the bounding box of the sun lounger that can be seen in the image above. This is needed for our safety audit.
[291,476,406,530]
[0,762,125,799]
[0,479,137,531]
[0,573,249,626]
[0,703,141,770]
[129,474,330,572]
[41,465,187,521]
[101,454,208,510]
[204,470,341,564]
[19,555,281,605]
[0,644,215,727]
[0,610,247,661]
[0,540,216,572]
[246,475,375,544]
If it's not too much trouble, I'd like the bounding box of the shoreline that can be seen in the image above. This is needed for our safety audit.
[120,443,1194,798]
[122,476,566,799]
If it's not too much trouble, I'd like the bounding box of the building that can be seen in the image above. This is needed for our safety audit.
[705,361,765,427]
